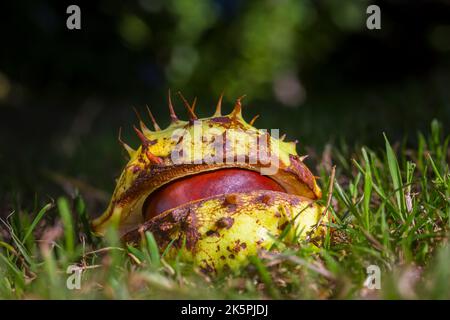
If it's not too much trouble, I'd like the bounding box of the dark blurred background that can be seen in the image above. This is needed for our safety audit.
[1,0,449,214]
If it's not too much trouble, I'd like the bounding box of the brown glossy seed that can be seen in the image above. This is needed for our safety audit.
[143,168,284,220]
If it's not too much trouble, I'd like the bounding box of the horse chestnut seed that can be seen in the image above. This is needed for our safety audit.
[143,168,284,220]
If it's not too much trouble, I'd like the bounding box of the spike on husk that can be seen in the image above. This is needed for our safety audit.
[231,95,246,118]
[177,91,197,120]
[191,97,197,113]
[167,89,178,123]
[146,105,161,131]
[133,107,152,135]
[133,126,162,164]
[118,127,135,158]
[214,92,224,117]
[249,114,259,126]
[133,126,151,147]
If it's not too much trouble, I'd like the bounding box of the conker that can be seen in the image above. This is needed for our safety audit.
[143,168,284,220]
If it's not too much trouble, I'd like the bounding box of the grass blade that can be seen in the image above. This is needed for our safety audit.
[22,202,53,243]
[145,231,160,268]
[57,197,75,255]
[384,133,405,220]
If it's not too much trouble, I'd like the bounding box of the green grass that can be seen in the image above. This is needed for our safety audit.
[0,120,449,299]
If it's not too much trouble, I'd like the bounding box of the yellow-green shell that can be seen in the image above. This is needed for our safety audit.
[122,190,324,273]
[93,95,324,272]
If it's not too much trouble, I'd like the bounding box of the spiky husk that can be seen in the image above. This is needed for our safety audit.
[93,92,324,272]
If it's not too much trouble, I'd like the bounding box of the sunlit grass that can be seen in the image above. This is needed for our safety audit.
[0,121,449,299]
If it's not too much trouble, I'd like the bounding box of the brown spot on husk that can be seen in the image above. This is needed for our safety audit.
[210,116,231,124]
[259,194,272,205]
[279,221,289,231]
[206,230,220,237]
[216,217,234,229]
[224,194,238,205]
[232,240,245,253]
[180,209,200,251]
[200,261,215,274]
